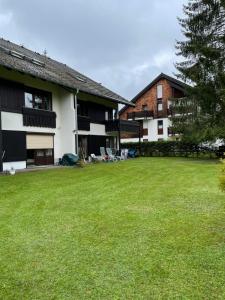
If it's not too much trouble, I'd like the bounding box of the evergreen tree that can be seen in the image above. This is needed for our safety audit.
[172,0,225,142]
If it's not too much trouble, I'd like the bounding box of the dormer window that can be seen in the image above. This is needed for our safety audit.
[157,84,163,99]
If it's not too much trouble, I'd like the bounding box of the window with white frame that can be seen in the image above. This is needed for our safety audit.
[158,120,163,135]
[157,84,163,99]
[157,102,163,111]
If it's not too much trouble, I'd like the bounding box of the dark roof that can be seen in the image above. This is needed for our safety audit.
[119,73,188,115]
[0,38,134,106]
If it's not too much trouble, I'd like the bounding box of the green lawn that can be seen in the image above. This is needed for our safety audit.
[0,158,225,299]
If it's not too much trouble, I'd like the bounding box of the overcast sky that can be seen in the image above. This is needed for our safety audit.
[0,0,186,100]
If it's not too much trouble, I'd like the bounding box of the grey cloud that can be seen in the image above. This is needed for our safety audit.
[0,0,186,99]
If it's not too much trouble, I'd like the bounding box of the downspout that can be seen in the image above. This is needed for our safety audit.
[74,89,79,155]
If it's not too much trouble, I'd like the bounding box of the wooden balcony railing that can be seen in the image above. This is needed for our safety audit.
[78,115,90,131]
[105,119,140,134]
[22,107,56,128]
[127,110,154,120]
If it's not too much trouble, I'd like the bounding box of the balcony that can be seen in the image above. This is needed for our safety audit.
[22,107,56,128]
[127,110,154,120]
[78,115,90,131]
[105,119,140,134]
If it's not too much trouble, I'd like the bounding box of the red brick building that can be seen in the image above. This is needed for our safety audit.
[119,73,186,142]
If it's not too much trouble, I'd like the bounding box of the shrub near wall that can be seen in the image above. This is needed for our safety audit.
[121,141,216,158]
[219,160,225,192]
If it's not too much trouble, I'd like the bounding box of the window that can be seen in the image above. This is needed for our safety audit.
[158,120,163,135]
[45,149,53,156]
[142,105,148,111]
[157,84,163,99]
[25,93,33,108]
[24,88,52,111]
[157,102,163,111]
[105,110,113,120]
[36,150,44,157]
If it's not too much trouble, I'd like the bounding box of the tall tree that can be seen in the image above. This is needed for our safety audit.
[172,0,225,142]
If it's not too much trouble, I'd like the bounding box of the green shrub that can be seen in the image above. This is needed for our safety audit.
[219,176,225,192]
[77,159,86,168]
[219,160,225,192]
[121,141,215,158]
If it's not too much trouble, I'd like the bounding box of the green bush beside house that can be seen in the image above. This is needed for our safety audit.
[121,141,217,159]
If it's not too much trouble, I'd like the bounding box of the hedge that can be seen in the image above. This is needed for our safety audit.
[121,141,218,158]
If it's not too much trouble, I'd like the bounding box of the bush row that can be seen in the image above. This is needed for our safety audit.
[219,160,225,192]
[121,141,218,158]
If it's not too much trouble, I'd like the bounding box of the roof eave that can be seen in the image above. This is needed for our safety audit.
[0,63,134,106]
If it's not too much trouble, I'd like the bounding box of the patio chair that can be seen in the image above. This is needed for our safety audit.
[90,153,99,163]
[106,148,118,161]
[100,147,109,162]
[121,149,128,160]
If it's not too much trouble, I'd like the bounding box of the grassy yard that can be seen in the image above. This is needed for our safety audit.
[0,158,225,299]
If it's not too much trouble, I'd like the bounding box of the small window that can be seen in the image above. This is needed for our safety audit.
[25,93,33,108]
[105,111,109,121]
[157,84,163,99]
[142,105,148,111]
[158,120,163,128]
[158,120,163,135]
[157,103,163,111]
[36,150,44,157]
[45,149,53,156]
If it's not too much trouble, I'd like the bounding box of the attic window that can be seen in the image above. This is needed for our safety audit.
[0,45,45,67]
[31,59,45,67]
[75,75,86,83]
[10,50,25,59]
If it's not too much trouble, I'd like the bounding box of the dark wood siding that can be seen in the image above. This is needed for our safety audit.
[77,100,113,124]
[78,116,90,131]
[0,78,24,113]
[2,130,26,162]
[88,135,106,155]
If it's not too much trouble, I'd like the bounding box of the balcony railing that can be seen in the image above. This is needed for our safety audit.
[78,115,90,131]
[22,107,56,128]
[105,119,140,134]
[127,110,154,120]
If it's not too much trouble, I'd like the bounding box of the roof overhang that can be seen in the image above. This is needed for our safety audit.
[0,61,134,107]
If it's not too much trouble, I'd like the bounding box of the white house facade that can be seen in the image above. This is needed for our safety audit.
[0,39,139,171]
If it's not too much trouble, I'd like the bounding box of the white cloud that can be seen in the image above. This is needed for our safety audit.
[0,0,186,99]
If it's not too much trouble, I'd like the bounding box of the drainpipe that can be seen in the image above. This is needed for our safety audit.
[74,89,79,155]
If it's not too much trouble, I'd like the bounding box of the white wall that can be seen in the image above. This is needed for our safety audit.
[3,161,26,171]
[147,118,171,141]
[121,138,140,143]
[78,123,106,136]
[121,118,172,143]
[0,67,120,169]
[58,90,76,156]
[0,68,77,165]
